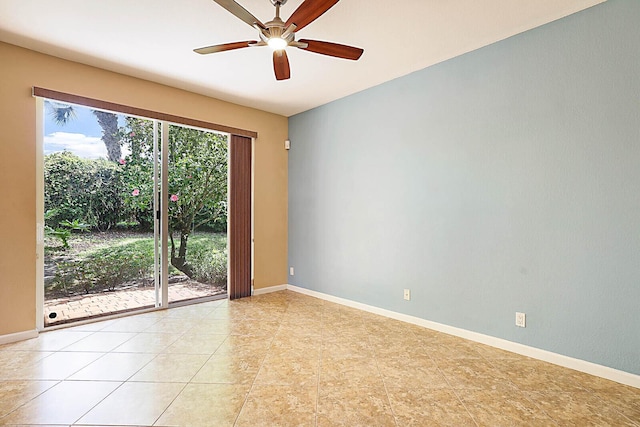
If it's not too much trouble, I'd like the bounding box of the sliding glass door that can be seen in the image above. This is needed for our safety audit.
[166,124,228,304]
[39,100,229,327]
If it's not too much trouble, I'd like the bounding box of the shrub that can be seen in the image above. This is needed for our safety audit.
[88,255,142,292]
[51,260,76,295]
[49,233,227,295]
[53,260,93,294]
[44,151,125,230]
[189,248,228,287]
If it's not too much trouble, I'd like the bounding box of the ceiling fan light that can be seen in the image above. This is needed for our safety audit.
[268,37,288,51]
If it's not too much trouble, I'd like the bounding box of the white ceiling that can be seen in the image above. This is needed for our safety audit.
[0,0,604,117]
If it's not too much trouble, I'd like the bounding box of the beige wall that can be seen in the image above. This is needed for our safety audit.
[0,41,288,336]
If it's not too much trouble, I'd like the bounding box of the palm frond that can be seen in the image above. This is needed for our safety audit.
[46,101,77,125]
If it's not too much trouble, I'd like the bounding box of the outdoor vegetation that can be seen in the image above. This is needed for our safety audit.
[45,105,228,299]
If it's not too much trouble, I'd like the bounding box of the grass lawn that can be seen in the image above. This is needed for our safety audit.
[45,231,227,298]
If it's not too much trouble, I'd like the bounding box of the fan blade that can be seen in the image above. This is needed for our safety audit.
[273,50,291,81]
[285,0,339,32]
[194,41,255,54]
[298,39,363,60]
[213,0,266,29]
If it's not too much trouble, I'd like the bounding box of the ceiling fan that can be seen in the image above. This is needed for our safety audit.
[194,0,364,81]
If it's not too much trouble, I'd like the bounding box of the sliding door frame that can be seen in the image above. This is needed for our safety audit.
[35,97,45,330]
[34,88,256,329]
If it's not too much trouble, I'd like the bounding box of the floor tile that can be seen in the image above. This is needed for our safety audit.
[277,321,323,338]
[229,321,281,337]
[426,340,484,360]
[191,354,262,384]
[377,356,448,389]
[321,335,373,359]
[461,388,556,426]
[143,318,199,334]
[473,343,525,360]
[235,384,317,427]
[63,318,118,332]
[387,387,476,426]
[162,333,227,355]
[188,319,232,335]
[214,335,273,358]
[592,387,640,425]
[493,358,604,393]
[268,335,321,359]
[526,390,639,426]
[319,356,384,388]
[112,332,182,353]
[369,339,430,359]
[165,305,214,319]
[436,358,511,390]
[317,384,396,427]
[0,380,120,425]
[0,380,58,418]
[154,383,249,427]
[99,316,160,332]
[0,424,65,427]
[13,352,104,380]
[0,291,637,427]
[129,353,209,382]
[61,332,138,352]
[0,331,92,352]
[68,352,157,381]
[77,381,184,426]
[0,351,52,380]
[254,355,319,387]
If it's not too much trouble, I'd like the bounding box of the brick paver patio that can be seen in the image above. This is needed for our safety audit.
[44,284,225,326]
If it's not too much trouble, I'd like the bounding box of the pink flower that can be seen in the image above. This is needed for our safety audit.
[119,158,126,165]
[130,132,135,137]
[170,194,179,202]
[132,189,140,196]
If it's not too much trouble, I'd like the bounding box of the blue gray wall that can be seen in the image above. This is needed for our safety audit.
[288,0,639,375]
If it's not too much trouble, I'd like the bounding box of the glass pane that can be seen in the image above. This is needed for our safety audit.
[166,124,229,304]
[43,101,157,326]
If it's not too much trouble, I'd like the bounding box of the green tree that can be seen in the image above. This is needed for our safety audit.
[120,118,228,278]
[118,119,156,230]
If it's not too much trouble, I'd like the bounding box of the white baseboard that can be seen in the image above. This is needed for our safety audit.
[0,329,38,346]
[286,284,640,389]
[253,284,288,296]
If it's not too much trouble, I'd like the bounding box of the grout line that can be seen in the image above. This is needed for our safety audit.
[432,363,480,427]
[0,379,62,423]
[151,381,189,427]
[365,316,400,427]
[315,349,321,427]
[231,309,278,426]
[70,378,128,425]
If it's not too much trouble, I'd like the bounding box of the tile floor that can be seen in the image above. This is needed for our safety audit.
[0,290,638,426]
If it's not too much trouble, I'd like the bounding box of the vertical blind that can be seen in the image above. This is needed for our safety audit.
[229,135,252,299]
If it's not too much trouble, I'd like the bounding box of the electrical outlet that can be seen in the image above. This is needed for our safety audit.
[515,312,526,328]
[289,267,294,276]
[403,289,411,301]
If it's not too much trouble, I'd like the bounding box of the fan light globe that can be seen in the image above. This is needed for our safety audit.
[268,37,288,50]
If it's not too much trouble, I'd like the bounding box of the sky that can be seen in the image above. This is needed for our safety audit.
[43,101,221,159]
[44,101,128,159]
